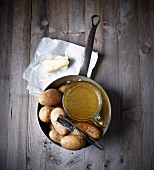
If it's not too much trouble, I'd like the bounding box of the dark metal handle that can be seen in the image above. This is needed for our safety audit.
[79,15,100,77]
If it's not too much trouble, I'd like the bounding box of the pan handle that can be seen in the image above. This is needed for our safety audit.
[79,15,100,77]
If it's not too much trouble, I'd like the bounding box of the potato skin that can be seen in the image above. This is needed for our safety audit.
[49,130,64,143]
[60,135,86,150]
[50,107,68,135]
[39,106,54,123]
[38,89,62,106]
[71,122,101,139]
[58,85,66,93]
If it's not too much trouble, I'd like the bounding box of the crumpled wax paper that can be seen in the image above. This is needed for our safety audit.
[23,37,98,96]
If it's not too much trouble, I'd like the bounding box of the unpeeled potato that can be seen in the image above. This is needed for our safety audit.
[58,85,66,93]
[60,135,86,150]
[71,122,102,139]
[39,106,54,123]
[38,89,62,106]
[50,107,68,135]
[49,130,64,144]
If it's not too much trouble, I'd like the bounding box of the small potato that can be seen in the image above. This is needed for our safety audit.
[38,89,62,106]
[39,106,54,123]
[49,130,64,143]
[50,107,68,135]
[60,135,86,150]
[71,122,101,139]
[58,85,66,93]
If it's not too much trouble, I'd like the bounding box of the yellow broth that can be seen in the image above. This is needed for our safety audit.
[63,82,100,120]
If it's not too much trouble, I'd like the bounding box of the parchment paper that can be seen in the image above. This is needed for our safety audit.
[23,37,98,96]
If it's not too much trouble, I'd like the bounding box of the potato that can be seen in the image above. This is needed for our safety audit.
[38,89,62,106]
[60,135,86,150]
[71,122,101,139]
[50,107,68,135]
[49,130,64,143]
[58,85,66,93]
[39,106,54,123]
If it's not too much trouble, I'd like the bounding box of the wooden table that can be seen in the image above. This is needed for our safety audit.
[0,0,154,170]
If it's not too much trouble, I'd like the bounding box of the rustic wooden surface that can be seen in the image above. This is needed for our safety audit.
[0,0,154,170]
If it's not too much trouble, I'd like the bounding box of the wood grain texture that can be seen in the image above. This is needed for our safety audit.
[114,1,142,169]
[6,0,31,170]
[0,0,13,169]
[26,0,49,170]
[68,0,85,46]
[138,0,154,170]
[0,0,154,170]
[48,0,69,41]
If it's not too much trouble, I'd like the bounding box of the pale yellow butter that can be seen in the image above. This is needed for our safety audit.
[43,56,69,73]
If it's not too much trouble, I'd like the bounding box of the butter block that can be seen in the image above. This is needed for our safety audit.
[43,56,69,73]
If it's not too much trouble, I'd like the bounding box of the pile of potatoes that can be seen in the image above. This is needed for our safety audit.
[38,85,102,150]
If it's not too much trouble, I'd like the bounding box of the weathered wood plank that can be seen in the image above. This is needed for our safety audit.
[48,0,69,41]
[116,1,142,169]
[26,0,50,170]
[138,0,154,170]
[0,0,13,169]
[6,0,31,169]
[67,0,85,46]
